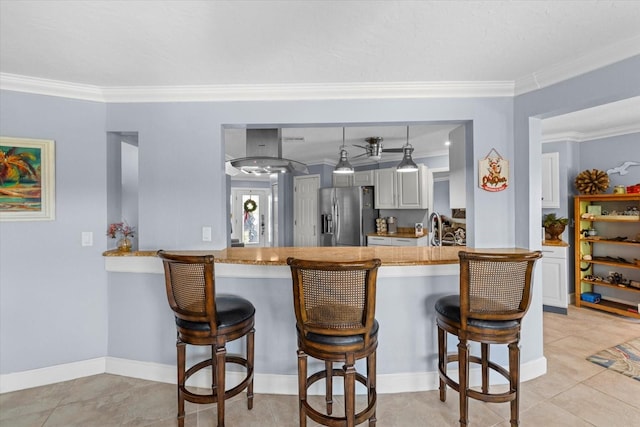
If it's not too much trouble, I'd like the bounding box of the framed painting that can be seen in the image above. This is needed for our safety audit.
[0,137,55,221]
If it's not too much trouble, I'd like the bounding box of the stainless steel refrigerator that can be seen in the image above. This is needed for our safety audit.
[318,186,378,246]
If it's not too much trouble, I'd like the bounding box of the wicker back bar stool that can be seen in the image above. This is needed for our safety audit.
[287,257,382,427]
[158,250,255,427]
[435,250,542,427]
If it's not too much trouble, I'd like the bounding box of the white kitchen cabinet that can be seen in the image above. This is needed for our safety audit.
[367,235,429,246]
[541,152,560,208]
[374,165,433,210]
[332,174,352,187]
[353,170,374,186]
[398,165,433,211]
[541,245,568,311]
[333,170,374,187]
[374,168,397,208]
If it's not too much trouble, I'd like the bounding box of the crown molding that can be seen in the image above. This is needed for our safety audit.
[541,122,640,144]
[0,73,514,103]
[515,35,640,96]
[0,73,104,102]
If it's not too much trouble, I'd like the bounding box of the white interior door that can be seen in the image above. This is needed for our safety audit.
[294,175,320,246]
[231,188,271,247]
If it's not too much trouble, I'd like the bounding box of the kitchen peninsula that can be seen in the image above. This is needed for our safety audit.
[104,246,546,395]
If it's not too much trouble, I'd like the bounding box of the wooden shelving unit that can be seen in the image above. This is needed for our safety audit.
[574,194,640,318]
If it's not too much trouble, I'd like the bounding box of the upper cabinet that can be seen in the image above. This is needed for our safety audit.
[374,168,397,208]
[542,152,560,208]
[332,173,352,187]
[374,164,433,210]
[353,170,374,186]
[448,125,466,209]
[332,170,375,187]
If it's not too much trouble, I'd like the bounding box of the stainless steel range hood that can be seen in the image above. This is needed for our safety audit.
[227,129,308,175]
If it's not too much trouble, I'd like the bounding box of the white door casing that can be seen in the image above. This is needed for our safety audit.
[231,188,271,247]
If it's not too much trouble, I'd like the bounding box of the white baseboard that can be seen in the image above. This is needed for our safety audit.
[1,356,547,395]
[0,358,106,394]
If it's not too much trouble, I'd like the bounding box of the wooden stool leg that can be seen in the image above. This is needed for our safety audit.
[481,343,489,394]
[247,328,255,410]
[344,354,356,427]
[215,344,226,427]
[297,350,308,427]
[368,350,377,427]
[325,360,333,415]
[509,342,521,426]
[458,339,469,427]
[211,345,217,390]
[438,326,447,402]
[177,341,186,427]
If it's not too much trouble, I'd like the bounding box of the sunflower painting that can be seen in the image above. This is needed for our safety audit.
[0,137,55,221]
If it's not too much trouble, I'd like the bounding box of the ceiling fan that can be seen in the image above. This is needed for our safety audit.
[352,137,404,161]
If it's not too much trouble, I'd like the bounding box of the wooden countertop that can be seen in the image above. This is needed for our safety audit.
[103,246,537,267]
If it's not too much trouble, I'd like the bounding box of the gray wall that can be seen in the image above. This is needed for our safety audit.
[0,91,108,373]
[580,132,640,187]
[1,55,639,376]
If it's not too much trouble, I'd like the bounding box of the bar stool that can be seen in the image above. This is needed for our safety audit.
[158,251,255,427]
[287,257,381,427]
[435,250,542,427]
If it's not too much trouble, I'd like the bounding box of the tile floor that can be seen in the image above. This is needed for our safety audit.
[1,306,640,426]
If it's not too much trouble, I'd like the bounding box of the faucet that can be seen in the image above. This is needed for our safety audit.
[429,212,442,246]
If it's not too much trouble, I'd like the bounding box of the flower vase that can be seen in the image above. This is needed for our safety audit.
[117,236,132,252]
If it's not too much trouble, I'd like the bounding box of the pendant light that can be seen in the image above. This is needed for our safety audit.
[396,126,418,172]
[333,128,354,174]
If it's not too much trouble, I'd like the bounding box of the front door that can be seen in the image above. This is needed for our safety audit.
[231,188,271,247]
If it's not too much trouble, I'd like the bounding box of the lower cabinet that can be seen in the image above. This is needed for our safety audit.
[541,245,568,312]
[367,235,429,246]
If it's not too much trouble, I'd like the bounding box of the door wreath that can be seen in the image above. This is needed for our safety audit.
[243,199,257,213]
[243,198,257,221]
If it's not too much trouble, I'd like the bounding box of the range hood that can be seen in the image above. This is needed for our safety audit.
[227,129,308,175]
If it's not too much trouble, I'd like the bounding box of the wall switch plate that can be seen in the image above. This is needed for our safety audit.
[202,226,212,242]
[82,232,93,246]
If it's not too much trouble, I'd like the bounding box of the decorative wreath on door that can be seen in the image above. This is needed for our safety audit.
[243,199,257,214]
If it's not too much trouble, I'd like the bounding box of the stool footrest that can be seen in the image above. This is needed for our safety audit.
[303,368,377,426]
[439,352,516,403]
[181,355,253,405]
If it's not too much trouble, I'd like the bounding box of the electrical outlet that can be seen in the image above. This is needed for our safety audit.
[202,226,212,242]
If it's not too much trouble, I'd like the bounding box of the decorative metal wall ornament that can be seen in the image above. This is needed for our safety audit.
[575,169,610,194]
[478,148,508,192]
[606,161,640,176]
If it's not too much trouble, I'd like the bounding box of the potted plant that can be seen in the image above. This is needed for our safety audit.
[543,213,568,241]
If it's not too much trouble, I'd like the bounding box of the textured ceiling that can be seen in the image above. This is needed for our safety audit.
[2,1,640,88]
